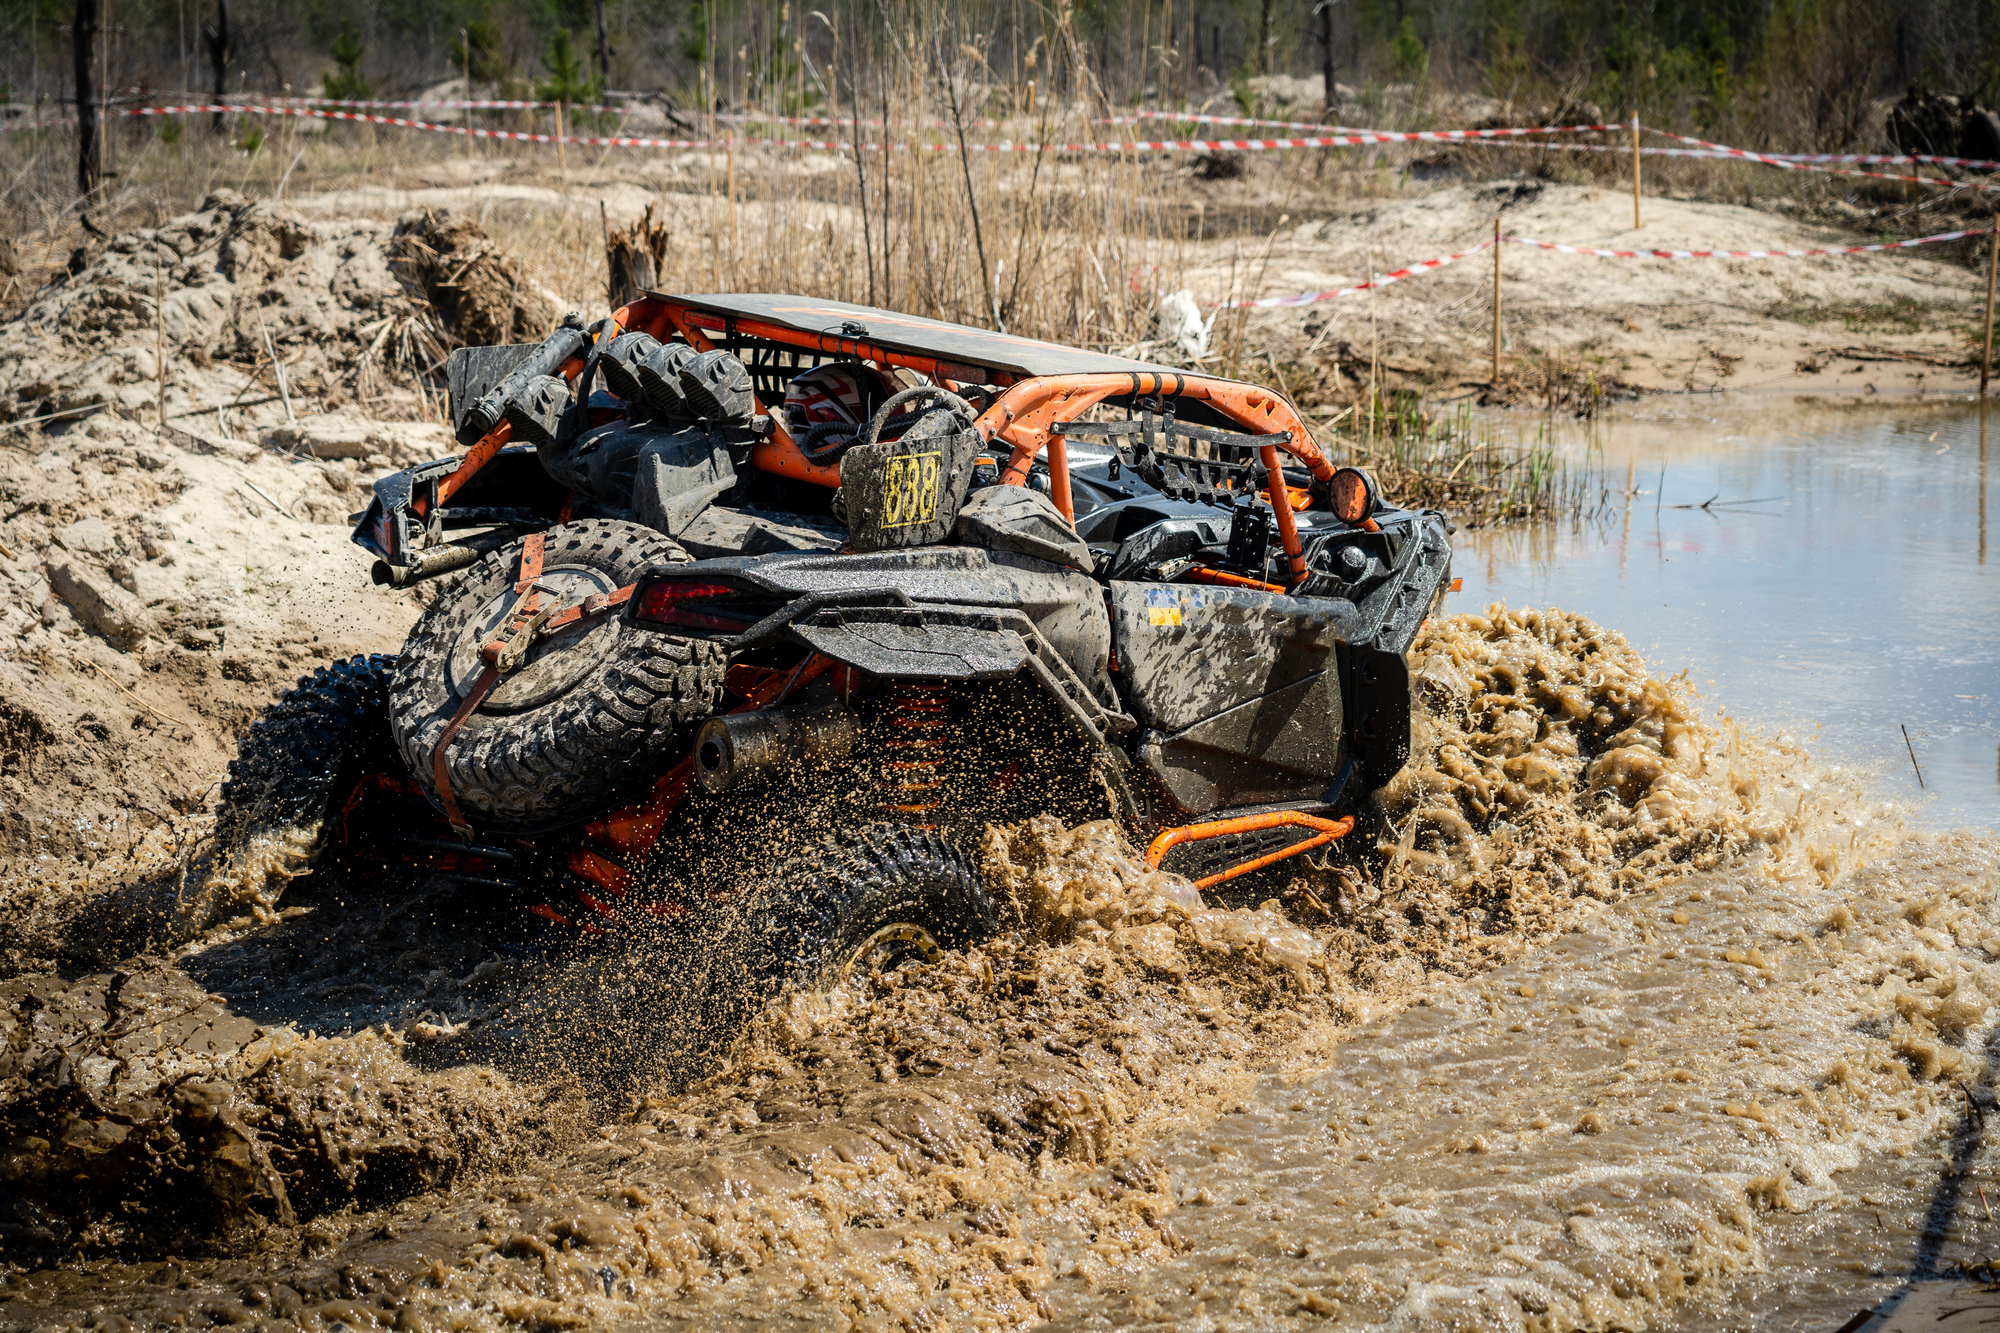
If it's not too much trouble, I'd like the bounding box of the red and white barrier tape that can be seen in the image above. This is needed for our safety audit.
[1771,149,2000,172]
[102,105,1608,152]
[230,102,2000,176]
[1216,236,1499,308]
[1503,225,1992,260]
[1098,110,1370,133]
[19,102,2000,192]
[1640,125,1998,193]
[127,105,709,147]
[715,111,1012,130]
[230,94,635,115]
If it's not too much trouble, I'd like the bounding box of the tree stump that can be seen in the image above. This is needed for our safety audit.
[605,203,671,308]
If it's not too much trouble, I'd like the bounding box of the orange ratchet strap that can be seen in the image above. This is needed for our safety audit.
[430,534,639,839]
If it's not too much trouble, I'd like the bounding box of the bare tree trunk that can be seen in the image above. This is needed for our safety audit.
[1318,0,1335,118]
[595,0,612,85]
[73,0,101,203]
[1257,0,1272,74]
[605,202,669,308]
[206,0,228,133]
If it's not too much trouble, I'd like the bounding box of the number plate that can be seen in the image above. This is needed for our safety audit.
[882,451,944,528]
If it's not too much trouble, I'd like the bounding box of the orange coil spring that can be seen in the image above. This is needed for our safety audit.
[880,681,950,816]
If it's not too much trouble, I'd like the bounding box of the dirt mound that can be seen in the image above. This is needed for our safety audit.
[0,194,556,434]
[0,197,569,872]
[0,967,553,1251]
[3,192,410,428]
[0,406,427,872]
[389,208,559,349]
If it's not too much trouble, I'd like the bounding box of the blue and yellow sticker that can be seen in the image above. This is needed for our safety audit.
[1143,587,1199,628]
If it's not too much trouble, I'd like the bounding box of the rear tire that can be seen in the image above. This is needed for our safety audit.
[211,654,398,910]
[733,825,999,993]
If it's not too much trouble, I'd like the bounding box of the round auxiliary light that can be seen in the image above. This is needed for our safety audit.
[1330,466,1379,526]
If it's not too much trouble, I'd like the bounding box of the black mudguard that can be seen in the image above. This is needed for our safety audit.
[351,446,561,566]
[1109,582,1357,815]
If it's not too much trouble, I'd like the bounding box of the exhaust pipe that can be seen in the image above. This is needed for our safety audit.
[695,700,857,794]
[371,528,521,588]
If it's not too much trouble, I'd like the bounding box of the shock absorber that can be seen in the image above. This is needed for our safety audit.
[880,680,950,819]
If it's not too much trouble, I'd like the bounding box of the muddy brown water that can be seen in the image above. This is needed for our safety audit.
[4,403,1999,1331]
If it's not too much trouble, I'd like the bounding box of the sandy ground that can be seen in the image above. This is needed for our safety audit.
[1188,181,1987,400]
[273,161,1988,402]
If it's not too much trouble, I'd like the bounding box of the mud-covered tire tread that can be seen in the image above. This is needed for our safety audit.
[387,519,728,830]
[214,653,399,872]
[734,824,999,991]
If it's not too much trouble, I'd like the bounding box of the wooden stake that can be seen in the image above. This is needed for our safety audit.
[599,199,612,306]
[1631,114,1642,230]
[1982,222,1998,397]
[556,100,567,173]
[154,251,167,425]
[462,29,472,155]
[1491,215,1502,383]
[726,137,738,288]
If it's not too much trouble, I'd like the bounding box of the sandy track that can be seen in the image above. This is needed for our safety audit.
[1185,182,1986,399]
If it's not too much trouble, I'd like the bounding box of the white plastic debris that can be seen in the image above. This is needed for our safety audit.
[1155,290,1214,362]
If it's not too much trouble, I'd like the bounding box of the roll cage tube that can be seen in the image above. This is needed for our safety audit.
[975,373,1335,584]
[664,307,1022,490]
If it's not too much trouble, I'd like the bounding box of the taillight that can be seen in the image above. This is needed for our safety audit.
[630,580,763,635]
[632,582,737,618]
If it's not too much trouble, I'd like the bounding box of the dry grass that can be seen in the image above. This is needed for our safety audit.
[1323,394,1605,528]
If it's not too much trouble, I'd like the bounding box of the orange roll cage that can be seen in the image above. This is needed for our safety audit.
[425,295,1337,584]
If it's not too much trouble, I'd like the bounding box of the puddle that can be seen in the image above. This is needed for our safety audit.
[1038,832,2000,1332]
[1458,397,1997,833]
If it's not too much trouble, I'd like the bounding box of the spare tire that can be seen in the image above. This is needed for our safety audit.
[388,519,728,830]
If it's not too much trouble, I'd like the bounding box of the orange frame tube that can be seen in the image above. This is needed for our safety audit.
[981,373,1329,583]
[1145,810,1356,890]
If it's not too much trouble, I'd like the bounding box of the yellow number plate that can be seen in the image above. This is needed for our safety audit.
[882,451,943,528]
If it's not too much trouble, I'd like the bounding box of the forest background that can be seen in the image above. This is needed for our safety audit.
[0,0,1995,155]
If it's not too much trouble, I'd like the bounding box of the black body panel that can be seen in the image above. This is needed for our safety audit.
[1109,582,1355,814]
[645,546,1116,708]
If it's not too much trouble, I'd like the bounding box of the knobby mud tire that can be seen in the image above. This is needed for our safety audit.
[388,519,727,831]
[725,825,1000,997]
[211,653,399,907]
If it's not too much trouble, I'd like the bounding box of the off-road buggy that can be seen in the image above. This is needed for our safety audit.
[218,292,1453,994]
